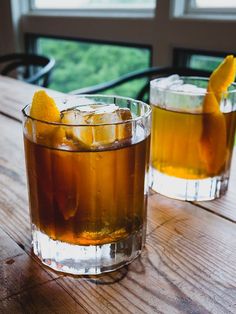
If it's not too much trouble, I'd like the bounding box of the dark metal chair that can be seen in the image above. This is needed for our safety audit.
[70,66,211,102]
[0,53,55,87]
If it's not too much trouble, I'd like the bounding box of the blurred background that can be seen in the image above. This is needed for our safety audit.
[0,0,236,97]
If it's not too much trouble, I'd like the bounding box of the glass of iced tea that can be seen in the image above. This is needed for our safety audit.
[22,95,151,275]
[150,76,236,201]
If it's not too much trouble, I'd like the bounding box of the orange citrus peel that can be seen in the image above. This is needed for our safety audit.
[30,90,60,123]
[203,55,236,112]
[200,55,236,175]
[26,90,64,145]
[207,55,236,94]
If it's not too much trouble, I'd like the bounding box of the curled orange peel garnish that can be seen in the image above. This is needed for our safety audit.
[25,90,64,145]
[201,55,236,175]
[203,55,236,112]
[30,90,60,123]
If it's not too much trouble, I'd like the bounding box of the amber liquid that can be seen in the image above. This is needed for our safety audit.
[151,105,236,179]
[24,136,150,245]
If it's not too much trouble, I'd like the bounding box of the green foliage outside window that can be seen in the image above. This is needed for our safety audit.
[189,55,223,72]
[38,38,150,98]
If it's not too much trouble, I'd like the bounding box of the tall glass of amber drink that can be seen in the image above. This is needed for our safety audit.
[150,76,236,201]
[22,95,151,275]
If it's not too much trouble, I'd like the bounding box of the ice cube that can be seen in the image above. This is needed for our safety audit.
[151,75,206,94]
[170,83,206,94]
[117,108,132,141]
[165,84,207,112]
[61,104,132,148]
[89,105,121,147]
[151,75,182,105]
[152,74,181,89]
[151,74,207,112]
[61,109,93,146]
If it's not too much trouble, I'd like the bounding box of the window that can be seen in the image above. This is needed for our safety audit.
[189,55,223,72]
[173,0,236,19]
[186,0,236,15]
[173,48,229,72]
[30,0,156,18]
[37,37,150,97]
[33,0,156,10]
[193,0,236,9]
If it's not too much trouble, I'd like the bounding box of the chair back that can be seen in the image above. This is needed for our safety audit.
[70,66,211,102]
[0,53,55,87]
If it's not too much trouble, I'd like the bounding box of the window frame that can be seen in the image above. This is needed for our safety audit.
[26,32,153,59]
[16,0,236,73]
[184,0,236,18]
[29,0,156,19]
[173,48,234,68]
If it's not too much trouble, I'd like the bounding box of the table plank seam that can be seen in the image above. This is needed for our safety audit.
[146,216,176,237]
[146,246,231,314]
[0,225,29,254]
[57,277,133,314]
[1,253,24,264]
[0,225,63,282]
[0,277,82,304]
[191,201,236,224]
[53,278,91,314]
[0,225,28,253]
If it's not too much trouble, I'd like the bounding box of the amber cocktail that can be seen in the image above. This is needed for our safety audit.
[150,76,236,201]
[23,95,151,275]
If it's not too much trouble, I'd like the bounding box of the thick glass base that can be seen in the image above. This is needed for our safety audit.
[32,225,144,275]
[150,168,229,201]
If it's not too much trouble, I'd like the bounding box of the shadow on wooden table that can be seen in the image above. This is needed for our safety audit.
[87,254,146,285]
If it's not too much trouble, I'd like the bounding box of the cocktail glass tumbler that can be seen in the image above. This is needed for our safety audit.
[150,77,236,201]
[22,95,151,275]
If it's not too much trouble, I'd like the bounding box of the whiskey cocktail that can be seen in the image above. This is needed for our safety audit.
[23,94,151,275]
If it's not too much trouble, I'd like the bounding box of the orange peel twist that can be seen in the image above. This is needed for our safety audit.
[200,55,236,175]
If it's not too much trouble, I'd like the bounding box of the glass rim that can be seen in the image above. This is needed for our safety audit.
[150,76,236,96]
[22,94,151,127]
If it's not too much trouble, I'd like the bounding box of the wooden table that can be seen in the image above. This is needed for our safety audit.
[0,75,236,314]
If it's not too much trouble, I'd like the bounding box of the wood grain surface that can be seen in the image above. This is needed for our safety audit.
[0,227,86,314]
[0,76,236,313]
[0,75,63,121]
